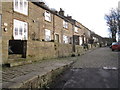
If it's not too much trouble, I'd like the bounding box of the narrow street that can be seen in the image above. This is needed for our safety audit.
[50,47,119,88]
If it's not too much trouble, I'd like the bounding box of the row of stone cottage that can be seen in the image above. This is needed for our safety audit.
[0,0,106,65]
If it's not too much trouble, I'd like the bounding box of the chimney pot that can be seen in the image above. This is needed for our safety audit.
[59,8,64,16]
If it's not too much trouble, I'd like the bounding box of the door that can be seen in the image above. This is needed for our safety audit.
[73,35,79,45]
[55,34,59,43]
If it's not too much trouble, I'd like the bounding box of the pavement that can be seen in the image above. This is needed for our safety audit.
[51,47,119,88]
[2,56,78,88]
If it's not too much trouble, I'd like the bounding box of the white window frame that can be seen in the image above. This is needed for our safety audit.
[63,35,68,44]
[13,19,28,40]
[55,33,59,42]
[63,20,68,29]
[74,26,78,33]
[79,37,83,45]
[45,29,51,41]
[14,0,28,15]
[93,37,97,42]
[45,11,51,22]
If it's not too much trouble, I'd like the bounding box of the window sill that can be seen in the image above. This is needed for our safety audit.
[13,11,28,17]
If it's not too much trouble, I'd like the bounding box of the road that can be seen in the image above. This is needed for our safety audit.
[50,47,119,88]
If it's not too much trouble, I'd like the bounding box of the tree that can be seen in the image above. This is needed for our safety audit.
[105,8,119,42]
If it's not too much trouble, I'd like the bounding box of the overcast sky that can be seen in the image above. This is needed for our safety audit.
[44,0,119,37]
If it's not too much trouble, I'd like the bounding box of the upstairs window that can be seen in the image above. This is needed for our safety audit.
[14,0,28,15]
[13,19,28,40]
[63,20,68,29]
[74,26,78,33]
[45,29,51,41]
[45,11,51,22]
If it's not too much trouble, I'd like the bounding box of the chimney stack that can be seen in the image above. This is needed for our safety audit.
[59,8,64,16]
[67,15,72,19]
[39,2,45,5]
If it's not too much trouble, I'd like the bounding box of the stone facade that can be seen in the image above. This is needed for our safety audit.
[1,1,104,65]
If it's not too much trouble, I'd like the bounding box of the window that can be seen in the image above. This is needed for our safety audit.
[79,37,83,45]
[63,20,68,29]
[55,34,59,43]
[45,11,51,22]
[45,29,51,41]
[74,26,78,33]
[93,37,98,42]
[14,0,28,15]
[63,35,68,44]
[13,19,28,40]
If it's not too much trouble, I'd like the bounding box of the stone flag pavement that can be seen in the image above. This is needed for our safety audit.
[2,57,77,88]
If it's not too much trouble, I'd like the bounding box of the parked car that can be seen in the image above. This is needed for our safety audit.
[111,42,120,51]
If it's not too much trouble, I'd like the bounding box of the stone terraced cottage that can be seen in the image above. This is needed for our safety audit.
[0,0,104,66]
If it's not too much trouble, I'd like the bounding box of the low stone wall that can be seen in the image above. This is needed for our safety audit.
[88,44,92,49]
[27,41,56,60]
[75,45,84,55]
[55,43,73,57]
[3,40,100,66]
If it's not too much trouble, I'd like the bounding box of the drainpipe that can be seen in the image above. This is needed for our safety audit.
[72,24,75,52]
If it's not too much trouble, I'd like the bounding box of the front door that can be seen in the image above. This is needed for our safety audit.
[55,34,59,43]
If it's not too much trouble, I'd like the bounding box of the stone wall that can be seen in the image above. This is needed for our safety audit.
[0,1,2,14]
[2,2,13,63]
[54,15,63,43]
[55,43,73,57]
[27,41,56,60]
[75,45,84,55]
[0,1,2,64]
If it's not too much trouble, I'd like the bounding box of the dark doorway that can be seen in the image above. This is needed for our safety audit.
[73,35,79,45]
[8,40,27,58]
[72,35,79,52]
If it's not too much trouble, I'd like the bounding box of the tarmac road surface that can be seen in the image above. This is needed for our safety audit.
[51,47,119,88]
